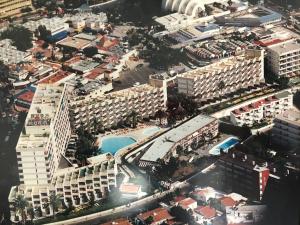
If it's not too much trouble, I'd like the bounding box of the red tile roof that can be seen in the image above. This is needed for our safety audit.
[101,218,132,225]
[195,206,217,219]
[178,197,197,208]
[137,208,173,224]
[17,91,34,103]
[119,183,141,194]
[220,197,236,207]
[39,71,71,84]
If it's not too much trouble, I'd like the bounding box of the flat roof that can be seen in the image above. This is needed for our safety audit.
[57,36,91,50]
[140,115,217,162]
[267,39,300,54]
[276,109,300,126]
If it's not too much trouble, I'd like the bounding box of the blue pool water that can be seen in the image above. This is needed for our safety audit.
[143,126,160,136]
[209,137,239,155]
[100,136,136,155]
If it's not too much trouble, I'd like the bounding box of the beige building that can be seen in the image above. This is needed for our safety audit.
[0,0,32,18]
[271,109,300,150]
[266,39,300,78]
[177,49,265,102]
[9,154,118,220]
[16,84,71,186]
[70,83,167,131]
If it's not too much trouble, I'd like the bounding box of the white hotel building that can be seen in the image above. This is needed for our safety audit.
[230,91,293,127]
[177,49,265,102]
[70,83,167,131]
[266,39,300,78]
[8,85,118,221]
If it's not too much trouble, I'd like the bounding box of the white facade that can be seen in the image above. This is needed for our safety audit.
[162,0,244,17]
[9,155,118,220]
[0,39,32,65]
[16,84,71,186]
[266,39,300,78]
[272,109,300,149]
[177,49,265,102]
[70,83,167,130]
[230,91,293,127]
[24,17,69,36]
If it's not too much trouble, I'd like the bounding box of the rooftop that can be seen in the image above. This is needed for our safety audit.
[140,115,217,162]
[178,49,262,79]
[137,208,173,224]
[195,206,217,219]
[219,196,236,207]
[267,39,300,55]
[119,183,141,194]
[57,36,91,50]
[275,109,300,126]
[101,218,132,225]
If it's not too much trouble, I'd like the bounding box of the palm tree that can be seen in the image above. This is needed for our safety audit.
[49,193,62,218]
[218,81,225,97]
[13,195,29,225]
[155,110,166,125]
[27,204,34,222]
[128,111,139,128]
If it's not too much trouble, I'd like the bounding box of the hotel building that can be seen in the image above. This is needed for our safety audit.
[266,39,300,78]
[8,84,119,221]
[9,155,118,220]
[271,109,300,150]
[0,0,32,18]
[230,91,293,127]
[177,49,265,102]
[16,84,71,186]
[139,114,218,167]
[69,83,167,131]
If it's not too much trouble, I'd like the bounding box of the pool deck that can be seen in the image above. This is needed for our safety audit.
[96,123,167,163]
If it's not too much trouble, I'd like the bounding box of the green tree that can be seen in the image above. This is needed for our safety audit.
[49,193,62,217]
[128,111,139,128]
[145,215,154,224]
[83,46,98,58]
[37,25,51,41]
[13,195,29,225]
[155,109,166,125]
[1,25,33,51]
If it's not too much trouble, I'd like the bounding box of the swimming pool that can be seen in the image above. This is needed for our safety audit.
[209,137,239,155]
[143,126,160,136]
[99,136,136,155]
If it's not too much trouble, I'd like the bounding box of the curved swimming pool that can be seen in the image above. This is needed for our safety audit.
[99,136,136,155]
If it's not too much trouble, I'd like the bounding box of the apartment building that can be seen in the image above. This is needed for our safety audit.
[218,152,270,201]
[230,91,293,127]
[69,83,167,131]
[177,49,265,102]
[139,115,218,167]
[9,155,118,220]
[271,109,300,150]
[266,39,300,78]
[16,84,71,186]
[0,0,32,18]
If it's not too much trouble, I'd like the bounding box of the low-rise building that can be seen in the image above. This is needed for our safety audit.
[24,17,69,41]
[102,218,132,225]
[137,207,174,225]
[230,91,293,127]
[0,39,32,65]
[194,206,217,224]
[139,115,218,167]
[271,109,300,150]
[119,183,142,198]
[266,39,300,78]
[177,197,197,211]
[177,49,265,102]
